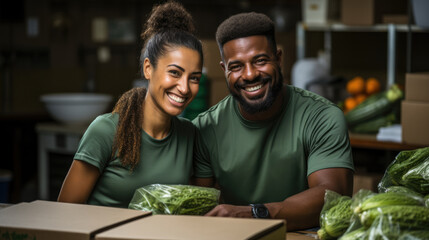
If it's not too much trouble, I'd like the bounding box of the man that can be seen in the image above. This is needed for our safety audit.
[192,12,354,231]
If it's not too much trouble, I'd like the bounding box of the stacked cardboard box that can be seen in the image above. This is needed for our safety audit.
[341,0,374,25]
[0,200,287,240]
[201,39,230,107]
[401,73,429,146]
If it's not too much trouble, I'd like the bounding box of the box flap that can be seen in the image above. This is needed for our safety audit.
[96,215,286,240]
[0,200,151,240]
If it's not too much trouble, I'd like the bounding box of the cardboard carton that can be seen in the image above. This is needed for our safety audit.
[95,215,286,240]
[209,77,229,107]
[202,39,224,79]
[0,200,151,240]
[401,101,429,146]
[341,0,374,25]
[302,0,340,24]
[405,72,429,102]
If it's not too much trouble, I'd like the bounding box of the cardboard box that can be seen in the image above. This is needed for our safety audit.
[302,0,340,24]
[0,200,151,240]
[382,14,408,24]
[353,172,383,195]
[341,0,374,25]
[209,77,229,107]
[202,39,225,79]
[401,101,429,146]
[405,72,429,102]
[95,215,286,240]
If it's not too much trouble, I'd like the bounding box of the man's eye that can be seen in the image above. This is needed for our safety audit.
[229,65,241,71]
[255,59,268,64]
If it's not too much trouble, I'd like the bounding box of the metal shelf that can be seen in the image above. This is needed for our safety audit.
[298,22,427,32]
[296,22,429,88]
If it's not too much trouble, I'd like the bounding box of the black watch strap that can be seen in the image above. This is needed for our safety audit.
[250,204,270,218]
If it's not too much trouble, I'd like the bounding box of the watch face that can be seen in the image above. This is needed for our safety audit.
[251,204,270,218]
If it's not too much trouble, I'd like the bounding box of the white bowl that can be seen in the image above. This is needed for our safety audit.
[41,93,113,125]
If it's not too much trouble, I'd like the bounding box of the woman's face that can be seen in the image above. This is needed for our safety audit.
[144,46,202,117]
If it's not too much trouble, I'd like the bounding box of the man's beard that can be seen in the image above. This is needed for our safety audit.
[230,70,284,114]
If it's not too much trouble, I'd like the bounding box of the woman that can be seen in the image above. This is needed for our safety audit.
[57,1,203,208]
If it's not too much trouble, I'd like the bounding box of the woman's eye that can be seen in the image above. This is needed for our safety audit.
[169,70,180,77]
[190,76,200,83]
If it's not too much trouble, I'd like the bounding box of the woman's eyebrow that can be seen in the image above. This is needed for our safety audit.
[167,64,185,72]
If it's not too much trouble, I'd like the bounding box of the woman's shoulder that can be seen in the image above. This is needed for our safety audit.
[85,113,118,135]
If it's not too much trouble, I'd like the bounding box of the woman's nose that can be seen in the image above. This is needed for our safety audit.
[177,76,189,95]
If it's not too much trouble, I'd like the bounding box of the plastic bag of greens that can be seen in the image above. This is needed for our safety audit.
[384,185,424,198]
[352,190,424,215]
[317,190,353,240]
[398,230,429,240]
[360,205,429,231]
[128,184,220,215]
[378,147,429,195]
[425,194,429,208]
[365,212,402,240]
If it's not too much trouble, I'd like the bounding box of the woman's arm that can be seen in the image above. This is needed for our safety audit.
[57,160,100,203]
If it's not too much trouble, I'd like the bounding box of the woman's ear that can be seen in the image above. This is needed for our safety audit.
[143,58,152,80]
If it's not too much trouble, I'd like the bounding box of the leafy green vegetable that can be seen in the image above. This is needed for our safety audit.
[360,205,429,230]
[385,186,424,198]
[398,230,429,240]
[354,192,424,214]
[318,190,353,240]
[128,184,220,215]
[424,194,429,208]
[338,227,367,240]
[379,147,429,195]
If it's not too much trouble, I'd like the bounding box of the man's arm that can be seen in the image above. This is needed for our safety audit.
[203,167,353,231]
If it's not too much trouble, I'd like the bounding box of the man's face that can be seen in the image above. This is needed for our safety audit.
[221,35,283,114]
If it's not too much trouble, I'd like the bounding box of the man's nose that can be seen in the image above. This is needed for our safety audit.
[243,63,258,81]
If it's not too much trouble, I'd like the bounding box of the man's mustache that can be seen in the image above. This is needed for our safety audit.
[234,76,271,89]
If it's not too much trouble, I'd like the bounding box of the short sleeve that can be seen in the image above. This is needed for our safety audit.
[74,114,117,172]
[306,106,354,175]
[192,120,214,178]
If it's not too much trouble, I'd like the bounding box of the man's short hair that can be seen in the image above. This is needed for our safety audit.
[215,12,276,56]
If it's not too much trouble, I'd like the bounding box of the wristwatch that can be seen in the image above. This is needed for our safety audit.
[250,204,270,218]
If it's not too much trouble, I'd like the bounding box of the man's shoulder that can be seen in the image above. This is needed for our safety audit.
[287,85,343,116]
[192,95,233,127]
[288,85,336,107]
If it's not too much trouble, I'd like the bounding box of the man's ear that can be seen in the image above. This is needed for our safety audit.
[220,61,226,72]
[276,49,283,66]
[143,58,152,80]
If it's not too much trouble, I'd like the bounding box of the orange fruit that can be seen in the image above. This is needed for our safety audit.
[347,77,365,96]
[344,97,358,111]
[366,77,381,95]
[355,94,367,105]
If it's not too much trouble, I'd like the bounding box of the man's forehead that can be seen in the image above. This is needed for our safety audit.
[222,36,271,61]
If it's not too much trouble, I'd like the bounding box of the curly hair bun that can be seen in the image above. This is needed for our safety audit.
[141,1,196,41]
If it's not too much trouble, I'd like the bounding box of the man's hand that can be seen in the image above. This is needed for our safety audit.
[205,204,253,218]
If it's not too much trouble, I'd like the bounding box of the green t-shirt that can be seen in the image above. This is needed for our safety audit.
[74,113,196,208]
[192,85,354,205]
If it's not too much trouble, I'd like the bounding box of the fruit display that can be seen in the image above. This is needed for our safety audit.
[343,76,381,114]
[339,76,403,134]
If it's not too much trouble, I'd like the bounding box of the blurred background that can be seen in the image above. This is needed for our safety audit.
[1,0,428,204]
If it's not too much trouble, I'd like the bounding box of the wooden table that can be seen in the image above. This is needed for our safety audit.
[287,231,318,239]
[349,133,426,151]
